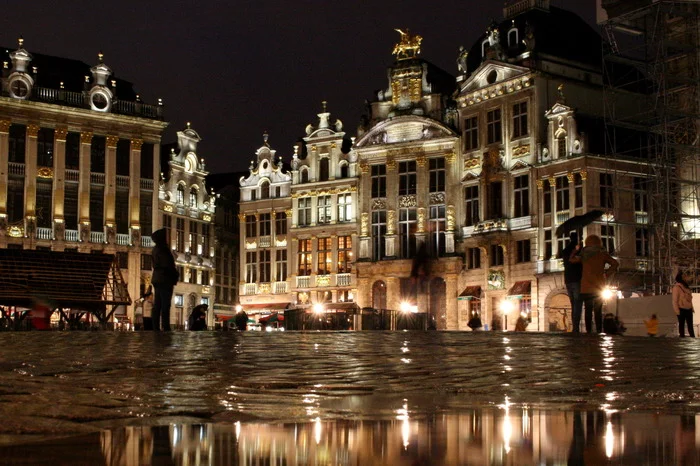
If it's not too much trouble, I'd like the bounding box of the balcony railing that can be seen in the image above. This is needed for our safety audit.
[273,281,288,294]
[296,276,311,288]
[141,236,154,248]
[8,162,24,176]
[116,233,130,246]
[140,179,154,190]
[243,283,257,295]
[316,274,331,287]
[556,212,570,225]
[509,216,532,230]
[65,229,79,242]
[65,169,80,182]
[116,175,130,188]
[90,231,105,243]
[90,173,105,185]
[336,273,352,287]
[36,227,53,240]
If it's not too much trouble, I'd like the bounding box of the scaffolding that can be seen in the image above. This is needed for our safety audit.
[603,0,700,293]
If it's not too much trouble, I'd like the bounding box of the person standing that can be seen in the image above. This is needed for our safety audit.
[150,228,179,331]
[672,270,695,337]
[569,234,619,333]
[559,232,583,333]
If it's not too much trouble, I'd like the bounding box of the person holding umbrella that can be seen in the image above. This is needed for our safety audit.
[569,234,618,333]
[558,231,583,333]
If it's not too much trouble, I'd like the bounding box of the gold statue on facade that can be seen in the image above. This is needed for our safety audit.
[393,29,422,60]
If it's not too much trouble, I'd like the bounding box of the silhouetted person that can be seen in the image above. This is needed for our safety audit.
[567,411,585,466]
[234,310,248,331]
[569,235,618,333]
[188,304,208,331]
[559,232,583,333]
[151,228,178,331]
[673,270,695,337]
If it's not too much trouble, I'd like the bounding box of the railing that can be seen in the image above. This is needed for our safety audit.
[336,273,352,286]
[90,231,104,243]
[90,173,105,184]
[296,276,311,288]
[635,213,649,224]
[112,100,163,120]
[29,87,164,120]
[65,229,79,242]
[65,169,80,182]
[258,236,271,248]
[36,227,53,240]
[140,179,154,190]
[504,0,549,19]
[273,281,288,294]
[508,216,531,230]
[8,162,24,176]
[462,225,476,237]
[243,283,257,295]
[116,233,130,246]
[556,212,570,225]
[34,86,85,106]
[116,175,130,188]
[176,206,185,215]
[141,236,154,248]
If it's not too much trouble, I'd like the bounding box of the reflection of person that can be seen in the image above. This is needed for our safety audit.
[677,414,696,465]
[567,411,585,466]
[673,270,695,337]
[559,232,583,333]
[644,314,658,337]
[151,228,179,332]
[569,235,619,333]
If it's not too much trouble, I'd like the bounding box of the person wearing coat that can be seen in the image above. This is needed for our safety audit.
[672,270,695,337]
[569,234,619,334]
[150,228,179,331]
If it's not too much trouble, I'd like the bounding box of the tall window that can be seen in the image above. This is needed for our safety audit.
[90,136,106,173]
[600,173,614,209]
[300,168,309,183]
[245,251,257,283]
[317,237,331,275]
[557,231,568,256]
[490,244,504,266]
[557,136,566,158]
[319,158,329,181]
[202,223,210,255]
[65,132,80,169]
[245,215,256,238]
[372,210,386,261]
[275,211,287,235]
[189,220,198,253]
[116,188,129,233]
[516,239,531,263]
[429,205,446,257]
[399,207,417,259]
[512,102,528,138]
[317,195,331,224]
[601,224,615,254]
[544,229,552,259]
[467,247,481,269]
[429,158,445,193]
[339,163,349,179]
[488,181,503,219]
[64,182,78,229]
[337,235,352,273]
[464,116,478,151]
[337,193,352,222]
[399,161,417,195]
[37,127,54,167]
[275,250,287,282]
[89,185,104,229]
[487,108,502,144]
[259,213,271,236]
[259,250,271,283]
[464,185,480,226]
[574,172,583,208]
[543,181,552,214]
[116,139,130,176]
[636,228,649,257]
[176,218,185,252]
[297,239,312,276]
[298,197,311,226]
[177,185,185,205]
[634,177,648,213]
[371,165,386,198]
[189,187,197,208]
[260,180,270,199]
[513,174,529,217]
[556,176,570,212]
[8,124,26,163]
[36,179,52,228]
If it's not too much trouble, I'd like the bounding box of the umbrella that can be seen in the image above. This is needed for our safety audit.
[555,209,604,237]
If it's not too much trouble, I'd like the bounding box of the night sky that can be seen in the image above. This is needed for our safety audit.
[1,0,594,174]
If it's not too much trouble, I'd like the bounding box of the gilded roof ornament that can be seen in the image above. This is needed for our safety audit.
[392,29,422,60]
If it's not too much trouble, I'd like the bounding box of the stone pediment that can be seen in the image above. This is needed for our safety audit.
[510,160,530,171]
[355,115,456,148]
[544,102,574,118]
[458,60,530,95]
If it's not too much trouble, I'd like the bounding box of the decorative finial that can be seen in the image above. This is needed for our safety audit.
[322,100,327,112]
[111,79,116,87]
[98,52,104,63]
[392,28,422,60]
[136,94,141,102]
[18,37,23,48]
[84,75,90,83]
[557,84,566,103]
[32,66,37,74]
[186,121,191,129]
[293,144,299,157]
[263,131,269,146]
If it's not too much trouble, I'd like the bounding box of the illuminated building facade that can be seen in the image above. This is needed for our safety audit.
[158,125,216,328]
[0,39,167,325]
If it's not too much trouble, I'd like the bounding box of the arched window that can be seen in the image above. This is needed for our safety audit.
[189,187,198,207]
[177,185,185,205]
[260,180,270,199]
[508,29,518,48]
[557,135,566,158]
[482,39,489,57]
[372,281,387,310]
[319,158,329,181]
[300,168,309,184]
[339,162,349,179]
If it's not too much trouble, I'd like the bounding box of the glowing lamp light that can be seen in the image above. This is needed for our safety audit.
[313,303,325,314]
[499,300,515,314]
[400,302,418,313]
[235,304,243,312]
[602,287,615,301]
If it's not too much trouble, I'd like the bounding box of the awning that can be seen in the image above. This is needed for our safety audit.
[507,281,532,298]
[458,286,482,301]
[215,314,235,322]
[240,303,290,310]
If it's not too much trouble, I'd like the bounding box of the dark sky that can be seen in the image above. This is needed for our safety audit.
[1,0,595,174]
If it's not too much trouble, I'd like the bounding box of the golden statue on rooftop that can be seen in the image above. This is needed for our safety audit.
[393,28,422,60]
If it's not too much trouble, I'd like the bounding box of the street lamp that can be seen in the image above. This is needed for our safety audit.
[235,304,243,313]
[499,299,515,330]
[400,301,418,313]
[313,303,325,315]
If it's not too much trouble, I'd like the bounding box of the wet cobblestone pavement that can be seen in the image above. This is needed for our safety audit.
[1,331,700,464]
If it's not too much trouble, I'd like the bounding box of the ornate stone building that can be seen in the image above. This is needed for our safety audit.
[0,39,167,325]
[158,124,216,328]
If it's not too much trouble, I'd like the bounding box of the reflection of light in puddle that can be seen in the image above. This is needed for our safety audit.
[606,420,614,458]
[401,358,411,364]
[498,396,512,454]
[235,421,240,441]
[395,400,410,450]
[606,392,618,401]
[314,417,322,445]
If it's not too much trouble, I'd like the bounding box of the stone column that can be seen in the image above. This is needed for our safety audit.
[152,141,161,232]
[78,131,93,240]
[24,124,39,233]
[446,275,459,330]
[130,138,143,247]
[358,163,370,259]
[548,176,556,257]
[238,212,247,298]
[444,150,458,254]
[104,135,118,242]
[536,179,544,263]
[0,120,10,217]
[385,155,397,257]
[53,127,67,241]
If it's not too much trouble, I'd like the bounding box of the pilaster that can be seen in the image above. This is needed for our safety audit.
[24,124,39,218]
[104,135,118,227]
[53,127,67,241]
[78,131,92,224]
[130,138,143,231]
[0,120,10,214]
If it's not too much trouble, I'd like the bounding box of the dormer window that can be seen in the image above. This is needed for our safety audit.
[339,162,349,179]
[177,185,185,205]
[300,168,309,183]
[508,28,518,48]
[260,180,270,199]
[319,158,329,182]
[189,187,197,207]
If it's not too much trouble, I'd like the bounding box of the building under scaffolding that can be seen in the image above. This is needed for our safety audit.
[602,0,700,293]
